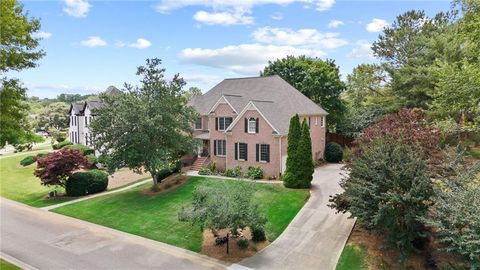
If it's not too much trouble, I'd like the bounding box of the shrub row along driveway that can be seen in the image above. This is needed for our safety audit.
[239,164,356,270]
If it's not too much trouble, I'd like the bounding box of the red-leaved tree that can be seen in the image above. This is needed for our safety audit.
[34,148,88,187]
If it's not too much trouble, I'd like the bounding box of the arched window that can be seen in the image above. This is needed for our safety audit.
[248,118,256,133]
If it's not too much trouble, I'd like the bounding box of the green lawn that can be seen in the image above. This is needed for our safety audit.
[0,259,21,270]
[336,243,369,270]
[0,154,74,207]
[52,176,309,252]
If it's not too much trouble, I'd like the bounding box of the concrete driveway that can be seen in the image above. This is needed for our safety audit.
[0,198,227,270]
[238,163,355,270]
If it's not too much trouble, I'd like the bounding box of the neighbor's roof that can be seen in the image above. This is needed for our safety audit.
[189,75,327,134]
[69,103,84,115]
[71,86,121,115]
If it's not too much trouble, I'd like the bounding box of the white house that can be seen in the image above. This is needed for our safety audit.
[68,86,121,146]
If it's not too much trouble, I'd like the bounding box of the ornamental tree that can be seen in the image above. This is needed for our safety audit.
[34,148,88,187]
[330,138,433,253]
[90,58,197,187]
[297,120,314,187]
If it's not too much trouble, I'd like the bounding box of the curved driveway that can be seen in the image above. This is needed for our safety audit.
[238,164,356,270]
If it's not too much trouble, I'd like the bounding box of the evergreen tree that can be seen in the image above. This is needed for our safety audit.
[283,115,302,188]
[297,120,314,187]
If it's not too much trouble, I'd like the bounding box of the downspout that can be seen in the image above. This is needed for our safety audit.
[279,136,282,176]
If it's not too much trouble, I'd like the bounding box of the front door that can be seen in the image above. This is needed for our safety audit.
[201,140,210,157]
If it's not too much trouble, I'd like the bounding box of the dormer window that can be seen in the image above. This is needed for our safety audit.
[248,118,256,133]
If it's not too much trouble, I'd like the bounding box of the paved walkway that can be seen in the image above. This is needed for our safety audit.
[41,178,152,211]
[0,198,227,270]
[238,164,356,270]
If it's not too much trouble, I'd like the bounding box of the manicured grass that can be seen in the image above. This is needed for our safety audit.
[0,154,74,207]
[52,176,309,252]
[336,243,369,270]
[0,259,21,270]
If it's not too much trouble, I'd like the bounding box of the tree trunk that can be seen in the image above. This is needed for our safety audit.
[152,173,158,186]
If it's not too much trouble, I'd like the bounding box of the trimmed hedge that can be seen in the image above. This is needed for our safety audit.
[325,142,343,163]
[36,152,48,158]
[52,141,73,150]
[66,169,109,196]
[20,156,36,166]
[198,167,211,175]
[63,144,94,155]
[246,166,263,179]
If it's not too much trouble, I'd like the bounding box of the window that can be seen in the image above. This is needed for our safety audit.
[248,118,257,133]
[195,117,202,130]
[85,116,88,126]
[256,144,270,163]
[235,143,248,161]
[320,116,325,127]
[85,133,89,145]
[214,140,226,156]
[216,117,233,131]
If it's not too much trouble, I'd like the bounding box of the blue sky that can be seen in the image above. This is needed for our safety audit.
[12,0,450,98]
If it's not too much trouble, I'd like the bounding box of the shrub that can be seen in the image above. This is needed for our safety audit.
[157,168,172,181]
[251,227,266,242]
[329,138,433,253]
[36,152,48,158]
[86,154,98,164]
[237,238,249,250]
[198,167,211,175]
[172,161,182,173]
[223,169,236,177]
[325,142,343,163]
[56,137,66,143]
[66,169,108,196]
[63,144,94,155]
[207,161,217,174]
[246,166,263,179]
[53,141,73,150]
[20,156,35,166]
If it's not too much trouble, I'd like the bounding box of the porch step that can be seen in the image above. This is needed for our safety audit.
[191,157,209,171]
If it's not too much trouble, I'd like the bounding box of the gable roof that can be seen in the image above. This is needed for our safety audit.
[190,75,328,134]
[69,103,84,115]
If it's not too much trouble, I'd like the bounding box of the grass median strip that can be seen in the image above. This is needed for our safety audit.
[51,176,309,252]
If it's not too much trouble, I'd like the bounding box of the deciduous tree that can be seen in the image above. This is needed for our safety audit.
[90,58,197,187]
[34,149,88,187]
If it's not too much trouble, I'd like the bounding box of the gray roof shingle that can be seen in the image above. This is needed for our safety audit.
[190,75,327,134]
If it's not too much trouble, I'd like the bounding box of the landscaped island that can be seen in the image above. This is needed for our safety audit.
[51,176,309,253]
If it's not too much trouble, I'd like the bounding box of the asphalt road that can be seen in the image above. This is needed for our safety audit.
[0,198,227,270]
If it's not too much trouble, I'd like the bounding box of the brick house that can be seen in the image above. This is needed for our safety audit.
[189,75,328,178]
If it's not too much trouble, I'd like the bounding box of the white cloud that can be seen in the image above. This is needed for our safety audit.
[33,31,52,39]
[347,40,374,59]
[129,38,152,49]
[155,0,335,13]
[253,27,348,49]
[193,10,254,25]
[179,43,325,75]
[271,12,283,20]
[183,74,223,84]
[366,18,389,33]
[80,36,107,47]
[327,19,344,28]
[63,0,91,18]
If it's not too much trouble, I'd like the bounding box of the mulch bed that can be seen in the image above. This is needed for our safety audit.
[141,174,189,196]
[200,228,270,263]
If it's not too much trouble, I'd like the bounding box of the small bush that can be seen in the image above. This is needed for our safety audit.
[207,161,217,174]
[224,168,235,177]
[157,168,172,181]
[86,154,98,164]
[198,167,211,175]
[53,141,73,150]
[246,166,263,179]
[325,142,343,163]
[66,169,108,196]
[56,137,66,143]
[236,238,249,250]
[172,161,182,173]
[63,144,94,155]
[20,156,36,166]
[251,227,266,242]
[36,152,48,158]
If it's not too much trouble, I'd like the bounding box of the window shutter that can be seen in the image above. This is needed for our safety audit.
[255,118,259,133]
[215,118,218,130]
[235,143,238,160]
[244,118,248,133]
[266,145,270,162]
[214,140,217,156]
[245,143,248,161]
[256,144,259,162]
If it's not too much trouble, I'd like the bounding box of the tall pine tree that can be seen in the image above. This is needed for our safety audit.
[283,115,302,188]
